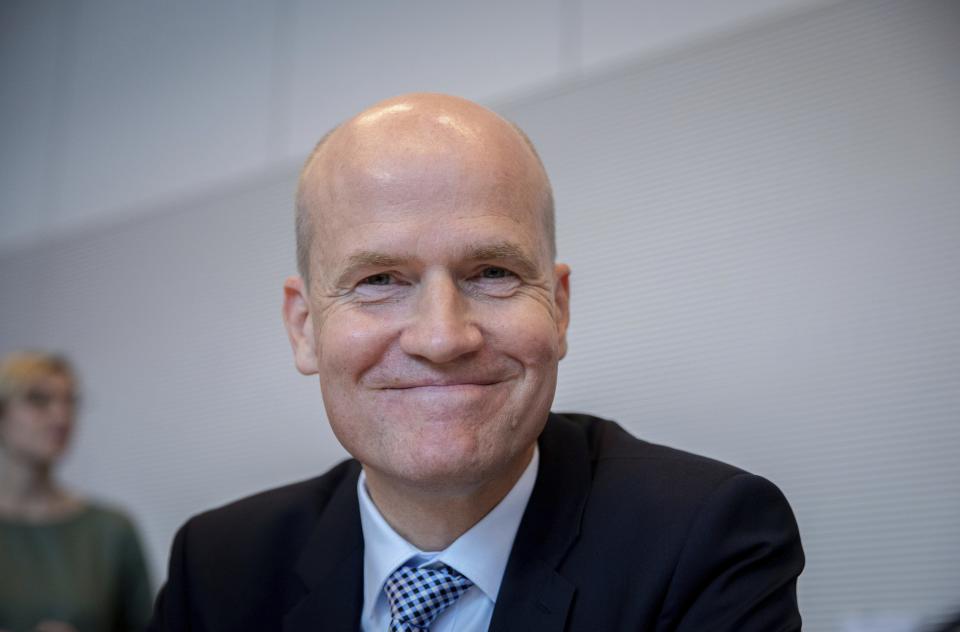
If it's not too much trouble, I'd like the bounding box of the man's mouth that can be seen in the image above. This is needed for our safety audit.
[387,379,502,390]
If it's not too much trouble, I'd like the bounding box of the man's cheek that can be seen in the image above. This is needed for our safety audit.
[504,314,565,361]
[320,316,393,370]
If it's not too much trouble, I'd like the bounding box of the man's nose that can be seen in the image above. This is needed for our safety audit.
[399,274,483,364]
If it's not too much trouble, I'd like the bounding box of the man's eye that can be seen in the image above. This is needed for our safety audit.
[480,267,513,279]
[361,273,394,286]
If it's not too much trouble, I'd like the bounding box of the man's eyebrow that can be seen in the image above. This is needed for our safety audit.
[467,242,540,277]
[334,251,407,284]
[344,251,406,270]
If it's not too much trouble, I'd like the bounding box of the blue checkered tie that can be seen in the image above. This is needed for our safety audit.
[384,564,474,631]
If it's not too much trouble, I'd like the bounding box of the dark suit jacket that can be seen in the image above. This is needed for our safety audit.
[149,413,804,631]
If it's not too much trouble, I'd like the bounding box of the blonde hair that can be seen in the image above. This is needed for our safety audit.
[0,351,76,417]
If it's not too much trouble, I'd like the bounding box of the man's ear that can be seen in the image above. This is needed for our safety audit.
[282,275,320,375]
[553,263,571,360]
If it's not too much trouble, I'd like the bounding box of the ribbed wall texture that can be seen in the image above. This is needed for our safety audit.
[504,1,960,628]
[1,1,957,629]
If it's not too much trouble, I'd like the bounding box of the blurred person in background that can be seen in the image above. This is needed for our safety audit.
[0,351,152,632]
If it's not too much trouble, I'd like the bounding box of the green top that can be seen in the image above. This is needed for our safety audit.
[0,503,153,632]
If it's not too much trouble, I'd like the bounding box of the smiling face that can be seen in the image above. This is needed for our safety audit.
[284,95,569,496]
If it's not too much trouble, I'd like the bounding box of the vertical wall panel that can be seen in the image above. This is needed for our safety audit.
[55,0,279,231]
[0,0,65,249]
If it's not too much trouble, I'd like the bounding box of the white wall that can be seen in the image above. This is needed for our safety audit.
[4,1,959,630]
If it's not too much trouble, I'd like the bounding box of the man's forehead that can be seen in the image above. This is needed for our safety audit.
[307,127,546,236]
[322,213,545,260]
[295,94,556,281]
[321,132,524,197]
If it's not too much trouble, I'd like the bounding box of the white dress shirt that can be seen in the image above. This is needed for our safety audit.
[358,447,539,632]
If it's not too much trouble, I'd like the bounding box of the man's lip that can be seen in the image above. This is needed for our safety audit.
[382,380,504,390]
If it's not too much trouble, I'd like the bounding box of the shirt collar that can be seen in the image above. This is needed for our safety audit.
[358,446,539,619]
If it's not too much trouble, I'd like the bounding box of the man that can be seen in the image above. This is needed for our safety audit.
[149,93,804,631]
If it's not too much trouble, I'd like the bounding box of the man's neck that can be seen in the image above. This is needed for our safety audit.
[362,445,535,551]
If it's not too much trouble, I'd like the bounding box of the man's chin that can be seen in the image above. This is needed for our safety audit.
[373,450,497,495]
[375,438,534,499]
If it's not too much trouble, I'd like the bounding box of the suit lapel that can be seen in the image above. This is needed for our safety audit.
[284,461,365,632]
[489,414,591,632]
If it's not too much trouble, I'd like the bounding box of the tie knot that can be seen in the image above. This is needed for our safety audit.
[384,564,473,631]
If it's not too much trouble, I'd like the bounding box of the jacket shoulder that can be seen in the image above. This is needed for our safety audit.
[184,458,360,548]
[552,411,745,486]
[542,412,803,631]
[151,460,362,630]
[547,412,786,540]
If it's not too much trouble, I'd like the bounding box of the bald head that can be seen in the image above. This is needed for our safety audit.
[295,93,555,283]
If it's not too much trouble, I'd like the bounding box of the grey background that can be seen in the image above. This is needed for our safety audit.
[2,1,958,629]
